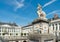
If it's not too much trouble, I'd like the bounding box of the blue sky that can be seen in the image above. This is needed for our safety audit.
[0,0,60,26]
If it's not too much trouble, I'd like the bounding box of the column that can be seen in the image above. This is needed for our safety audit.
[54,24,56,31]
[50,24,53,34]
[53,38,56,42]
[27,39,30,42]
[39,37,44,42]
[54,24,56,36]
[41,38,44,42]
[39,38,44,42]
[57,23,59,36]
[1,27,2,36]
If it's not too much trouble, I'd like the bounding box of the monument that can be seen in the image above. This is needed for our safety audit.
[28,4,55,42]
[37,4,46,19]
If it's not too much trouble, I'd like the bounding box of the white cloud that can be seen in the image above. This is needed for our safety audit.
[46,10,60,16]
[5,0,25,11]
[43,0,56,8]
[14,0,24,11]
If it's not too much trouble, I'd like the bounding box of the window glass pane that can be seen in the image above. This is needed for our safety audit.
[21,33,23,36]
[56,24,57,30]
[52,24,54,30]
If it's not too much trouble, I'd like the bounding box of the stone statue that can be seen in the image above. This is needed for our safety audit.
[37,4,42,17]
[37,4,46,18]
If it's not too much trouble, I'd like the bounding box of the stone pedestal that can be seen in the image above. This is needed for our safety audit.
[28,33,56,42]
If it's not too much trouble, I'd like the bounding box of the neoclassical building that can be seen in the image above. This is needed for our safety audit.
[0,22,22,42]
[22,4,56,42]
[49,14,60,42]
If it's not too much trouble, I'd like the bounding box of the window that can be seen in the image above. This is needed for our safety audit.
[59,23,60,30]
[59,32,60,36]
[59,23,60,25]
[56,24,57,31]
[16,33,18,35]
[24,33,26,36]
[2,33,5,35]
[21,33,23,36]
[10,33,12,35]
[40,30,41,34]
[0,27,1,32]
[52,24,54,30]
[0,33,1,35]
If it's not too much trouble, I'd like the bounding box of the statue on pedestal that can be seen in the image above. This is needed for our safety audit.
[37,4,46,18]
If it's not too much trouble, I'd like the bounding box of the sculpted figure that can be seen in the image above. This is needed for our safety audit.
[37,4,46,18]
[37,4,42,17]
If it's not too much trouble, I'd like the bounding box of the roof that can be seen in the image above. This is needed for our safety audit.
[0,22,18,26]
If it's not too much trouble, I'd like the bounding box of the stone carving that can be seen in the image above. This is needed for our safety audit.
[37,4,46,18]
